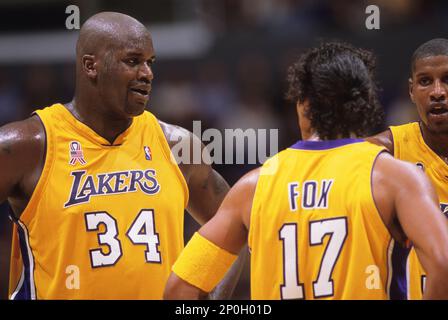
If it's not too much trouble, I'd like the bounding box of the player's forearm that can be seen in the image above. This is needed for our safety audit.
[423,277,448,299]
[164,274,208,300]
[423,262,448,299]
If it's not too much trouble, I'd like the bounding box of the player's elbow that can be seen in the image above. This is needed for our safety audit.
[432,244,448,271]
[163,273,183,300]
[426,249,448,295]
[163,272,205,300]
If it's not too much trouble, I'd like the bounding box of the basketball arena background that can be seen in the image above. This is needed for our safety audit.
[0,0,446,300]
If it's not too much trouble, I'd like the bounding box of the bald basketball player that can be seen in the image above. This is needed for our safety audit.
[1,12,244,299]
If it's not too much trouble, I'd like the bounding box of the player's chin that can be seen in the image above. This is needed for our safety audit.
[427,120,448,134]
[126,101,147,117]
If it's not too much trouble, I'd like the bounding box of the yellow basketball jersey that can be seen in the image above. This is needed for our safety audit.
[8,103,188,299]
[390,122,448,300]
[248,139,403,300]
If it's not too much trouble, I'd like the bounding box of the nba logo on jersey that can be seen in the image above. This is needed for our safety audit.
[144,146,152,160]
[416,162,425,171]
[69,141,87,166]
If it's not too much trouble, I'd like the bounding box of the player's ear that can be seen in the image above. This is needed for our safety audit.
[409,78,415,103]
[82,54,98,79]
[296,99,310,117]
[296,99,311,134]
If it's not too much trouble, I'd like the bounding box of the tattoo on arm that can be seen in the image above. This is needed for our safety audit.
[187,169,230,225]
[1,144,11,155]
[202,170,229,197]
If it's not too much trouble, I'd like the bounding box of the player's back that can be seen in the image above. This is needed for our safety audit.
[249,139,399,299]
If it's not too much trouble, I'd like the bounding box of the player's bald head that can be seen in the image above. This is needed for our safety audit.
[76,12,152,57]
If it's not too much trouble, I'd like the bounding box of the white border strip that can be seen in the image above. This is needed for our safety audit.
[406,253,411,300]
[10,268,25,300]
[386,239,394,299]
[16,220,36,300]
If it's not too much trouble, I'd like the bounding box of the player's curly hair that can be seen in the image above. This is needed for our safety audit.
[286,41,384,140]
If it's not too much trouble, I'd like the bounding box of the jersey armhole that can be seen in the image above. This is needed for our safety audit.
[369,149,394,241]
[247,167,267,252]
[19,112,54,225]
[147,112,190,209]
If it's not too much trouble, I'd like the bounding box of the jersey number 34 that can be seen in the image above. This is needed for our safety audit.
[84,209,161,268]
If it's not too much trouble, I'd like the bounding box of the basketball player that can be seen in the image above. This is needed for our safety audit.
[0,12,244,299]
[164,42,448,300]
[368,38,448,300]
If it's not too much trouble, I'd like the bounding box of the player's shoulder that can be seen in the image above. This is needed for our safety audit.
[366,129,394,154]
[157,120,193,148]
[157,120,206,182]
[227,168,261,206]
[373,151,429,188]
[157,120,205,161]
[235,168,260,189]
[0,116,45,189]
[0,115,45,154]
[223,167,261,228]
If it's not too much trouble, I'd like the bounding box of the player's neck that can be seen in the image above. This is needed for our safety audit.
[65,100,132,145]
[299,116,318,140]
[302,132,320,141]
[420,123,448,163]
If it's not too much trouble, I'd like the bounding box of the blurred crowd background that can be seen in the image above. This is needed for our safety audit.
[0,0,447,299]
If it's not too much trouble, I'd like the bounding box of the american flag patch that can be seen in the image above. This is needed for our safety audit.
[69,141,87,165]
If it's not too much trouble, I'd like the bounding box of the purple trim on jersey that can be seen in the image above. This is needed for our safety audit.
[389,243,411,300]
[289,139,364,150]
[12,223,32,300]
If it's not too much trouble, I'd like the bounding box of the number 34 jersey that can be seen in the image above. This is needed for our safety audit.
[9,103,188,299]
[249,139,400,300]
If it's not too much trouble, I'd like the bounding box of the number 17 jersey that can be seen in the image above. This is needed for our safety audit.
[249,139,404,299]
[9,103,188,299]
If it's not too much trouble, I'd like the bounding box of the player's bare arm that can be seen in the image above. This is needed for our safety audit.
[366,129,394,154]
[164,168,259,299]
[0,116,45,218]
[159,120,249,299]
[372,152,448,299]
[158,120,230,224]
